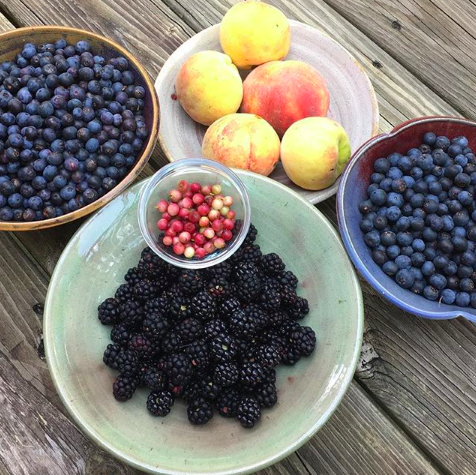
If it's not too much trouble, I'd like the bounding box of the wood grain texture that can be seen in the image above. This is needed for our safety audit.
[322,0,476,119]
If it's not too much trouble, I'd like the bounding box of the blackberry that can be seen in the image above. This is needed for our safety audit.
[114,283,134,304]
[124,267,142,286]
[158,353,193,386]
[191,291,216,320]
[243,223,258,245]
[237,397,261,428]
[203,261,232,281]
[177,269,203,296]
[260,332,287,357]
[177,318,203,343]
[144,294,170,315]
[286,296,309,320]
[235,273,261,303]
[213,362,239,387]
[146,390,174,417]
[234,337,258,358]
[216,388,242,418]
[229,309,259,339]
[243,304,269,330]
[278,319,300,338]
[115,349,140,376]
[161,331,183,354]
[110,323,131,347]
[267,310,286,328]
[277,270,298,292]
[233,261,259,280]
[102,343,122,369]
[119,300,144,328]
[153,272,171,291]
[128,334,155,360]
[259,287,281,312]
[260,276,282,293]
[98,298,120,325]
[185,376,220,401]
[133,280,158,301]
[186,339,210,370]
[260,253,285,276]
[143,367,167,390]
[204,319,227,340]
[281,346,301,366]
[262,368,277,385]
[239,361,265,388]
[280,287,297,307]
[255,344,281,368]
[290,326,316,357]
[138,251,165,279]
[142,312,169,341]
[169,296,192,321]
[218,297,241,321]
[207,277,232,300]
[239,244,262,264]
[209,333,238,363]
[254,382,277,408]
[187,397,213,425]
[113,374,138,401]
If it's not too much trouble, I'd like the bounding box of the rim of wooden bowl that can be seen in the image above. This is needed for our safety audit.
[0,25,159,231]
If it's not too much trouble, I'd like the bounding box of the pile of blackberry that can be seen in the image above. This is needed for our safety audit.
[0,38,149,222]
[360,133,476,307]
[99,223,316,428]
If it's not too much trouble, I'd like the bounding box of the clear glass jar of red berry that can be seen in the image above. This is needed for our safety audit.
[138,159,250,268]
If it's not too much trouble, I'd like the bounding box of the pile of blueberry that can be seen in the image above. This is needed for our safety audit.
[359,133,476,307]
[0,38,149,222]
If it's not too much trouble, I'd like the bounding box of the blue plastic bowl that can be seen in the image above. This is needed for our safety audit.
[337,116,476,323]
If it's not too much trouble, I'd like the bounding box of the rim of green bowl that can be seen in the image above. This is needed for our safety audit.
[44,171,364,475]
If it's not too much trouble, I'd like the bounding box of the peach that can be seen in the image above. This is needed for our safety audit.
[175,51,243,126]
[220,1,290,69]
[240,60,329,136]
[281,117,351,190]
[202,113,280,176]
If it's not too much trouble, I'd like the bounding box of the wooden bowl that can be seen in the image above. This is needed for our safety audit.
[155,20,379,204]
[0,26,159,231]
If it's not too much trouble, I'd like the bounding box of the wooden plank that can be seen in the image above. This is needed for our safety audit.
[322,0,476,119]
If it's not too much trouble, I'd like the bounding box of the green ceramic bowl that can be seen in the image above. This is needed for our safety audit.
[44,172,364,475]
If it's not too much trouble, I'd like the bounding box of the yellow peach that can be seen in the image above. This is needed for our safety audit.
[220,1,290,69]
[202,113,280,176]
[175,51,243,126]
[281,117,351,190]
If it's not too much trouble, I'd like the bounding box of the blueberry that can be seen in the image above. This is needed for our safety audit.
[7,192,23,209]
[411,280,425,295]
[443,261,458,276]
[466,225,476,241]
[438,239,454,255]
[423,132,437,146]
[395,255,411,269]
[359,199,374,215]
[423,285,439,301]
[441,289,456,305]
[396,231,413,246]
[429,273,446,290]
[411,252,425,267]
[379,177,393,192]
[455,291,470,307]
[395,216,411,231]
[59,185,76,201]
[402,202,413,216]
[385,206,401,222]
[435,136,450,151]
[395,269,415,289]
[409,193,425,209]
[386,245,400,260]
[43,165,58,181]
[371,157,388,172]
[85,137,100,153]
[387,167,403,180]
[0,206,13,220]
[428,181,442,195]
[370,188,386,206]
[423,199,438,214]
[382,261,398,276]
[380,230,396,246]
[387,192,404,208]
[411,238,425,252]
[454,210,470,227]
[447,144,463,158]
[413,180,428,194]
[422,261,436,276]
[459,277,475,293]
[372,250,387,266]
[457,265,473,279]
[31,176,47,190]
[455,172,471,188]
[454,154,468,167]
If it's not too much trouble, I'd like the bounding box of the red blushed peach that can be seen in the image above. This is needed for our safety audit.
[202,113,280,176]
[240,60,329,136]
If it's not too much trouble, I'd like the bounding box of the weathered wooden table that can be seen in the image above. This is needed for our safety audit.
[0,0,475,474]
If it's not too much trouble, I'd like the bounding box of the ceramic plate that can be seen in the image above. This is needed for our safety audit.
[155,20,379,204]
[44,172,364,474]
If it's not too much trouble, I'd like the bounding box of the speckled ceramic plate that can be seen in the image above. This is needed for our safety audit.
[155,20,379,204]
[44,172,364,475]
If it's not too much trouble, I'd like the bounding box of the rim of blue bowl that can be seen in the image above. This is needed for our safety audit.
[45,172,365,475]
[337,115,476,323]
[138,158,251,269]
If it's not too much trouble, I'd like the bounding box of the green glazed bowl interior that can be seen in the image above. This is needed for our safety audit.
[44,171,364,475]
